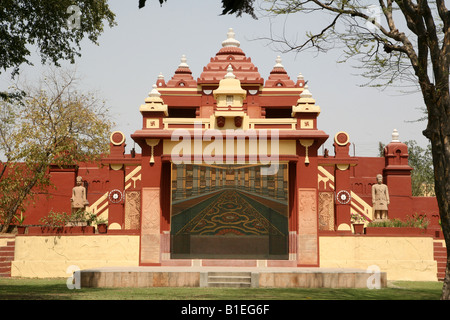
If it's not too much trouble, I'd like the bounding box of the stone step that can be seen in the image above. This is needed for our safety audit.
[0,246,15,252]
[0,250,14,257]
[0,239,15,278]
[435,257,447,263]
[0,265,11,273]
[208,281,252,288]
[208,276,252,283]
[434,250,447,255]
[434,241,447,281]
[207,272,253,288]
[0,257,13,263]
[208,271,251,277]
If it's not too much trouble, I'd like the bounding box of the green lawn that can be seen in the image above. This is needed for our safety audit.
[0,277,443,300]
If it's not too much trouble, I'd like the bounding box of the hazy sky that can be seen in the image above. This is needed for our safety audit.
[1,0,430,157]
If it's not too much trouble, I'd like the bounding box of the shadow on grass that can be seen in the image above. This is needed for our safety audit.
[0,278,443,300]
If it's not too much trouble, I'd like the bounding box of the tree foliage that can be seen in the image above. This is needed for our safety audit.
[0,68,114,232]
[138,0,257,18]
[405,140,435,197]
[0,0,116,78]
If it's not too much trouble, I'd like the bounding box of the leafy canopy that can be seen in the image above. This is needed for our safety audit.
[0,67,114,231]
[0,0,116,77]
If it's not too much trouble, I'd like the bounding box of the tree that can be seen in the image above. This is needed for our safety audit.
[405,140,435,196]
[0,0,116,96]
[149,0,450,299]
[138,0,257,17]
[0,67,114,233]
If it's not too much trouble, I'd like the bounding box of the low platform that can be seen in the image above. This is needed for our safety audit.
[79,266,387,289]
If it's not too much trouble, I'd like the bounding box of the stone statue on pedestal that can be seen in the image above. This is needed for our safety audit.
[372,174,389,220]
[71,176,89,214]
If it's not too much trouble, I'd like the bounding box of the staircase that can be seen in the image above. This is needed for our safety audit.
[433,241,447,281]
[0,235,15,278]
[206,272,253,288]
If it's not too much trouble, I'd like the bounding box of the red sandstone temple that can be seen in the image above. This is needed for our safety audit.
[19,28,440,269]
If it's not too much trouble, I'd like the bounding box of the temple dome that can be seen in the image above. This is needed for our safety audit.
[166,55,197,88]
[265,56,296,88]
[213,65,247,98]
[198,28,264,85]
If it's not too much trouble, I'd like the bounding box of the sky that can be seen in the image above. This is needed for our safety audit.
[1,0,431,157]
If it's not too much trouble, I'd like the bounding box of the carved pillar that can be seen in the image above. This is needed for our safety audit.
[108,164,125,229]
[297,188,318,266]
[175,164,185,200]
[296,139,319,266]
[334,164,352,230]
[205,166,211,192]
[139,139,162,265]
[262,172,268,195]
[140,187,161,265]
[276,164,285,199]
[192,165,199,195]
[249,166,255,192]
[332,132,357,231]
[215,168,219,190]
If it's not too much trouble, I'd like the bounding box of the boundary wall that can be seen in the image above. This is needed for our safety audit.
[10,234,438,281]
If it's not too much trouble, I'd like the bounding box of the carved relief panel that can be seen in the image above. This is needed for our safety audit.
[318,192,334,231]
[125,191,141,230]
[297,188,318,266]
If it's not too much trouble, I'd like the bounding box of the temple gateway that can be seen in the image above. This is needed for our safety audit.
[5,29,443,283]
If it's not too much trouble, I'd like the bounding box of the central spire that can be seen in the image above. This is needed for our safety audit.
[224,65,236,79]
[222,28,240,48]
[198,28,263,85]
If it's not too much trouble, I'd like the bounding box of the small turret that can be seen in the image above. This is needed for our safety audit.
[166,55,197,87]
[291,84,321,130]
[139,84,168,130]
[383,129,413,196]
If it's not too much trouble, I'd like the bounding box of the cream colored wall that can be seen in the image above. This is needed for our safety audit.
[320,236,438,281]
[12,235,140,278]
[10,235,439,281]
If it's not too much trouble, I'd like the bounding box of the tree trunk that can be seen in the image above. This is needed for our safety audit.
[435,128,450,299]
[442,253,450,300]
[422,84,450,300]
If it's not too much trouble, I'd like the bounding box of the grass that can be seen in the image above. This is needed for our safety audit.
[0,277,443,300]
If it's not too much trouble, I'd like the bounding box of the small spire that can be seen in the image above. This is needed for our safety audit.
[274,56,283,68]
[391,129,400,142]
[297,72,304,81]
[148,84,161,98]
[222,28,240,48]
[300,84,313,99]
[224,64,236,79]
[158,72,164,80]
[178,55,189,68]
